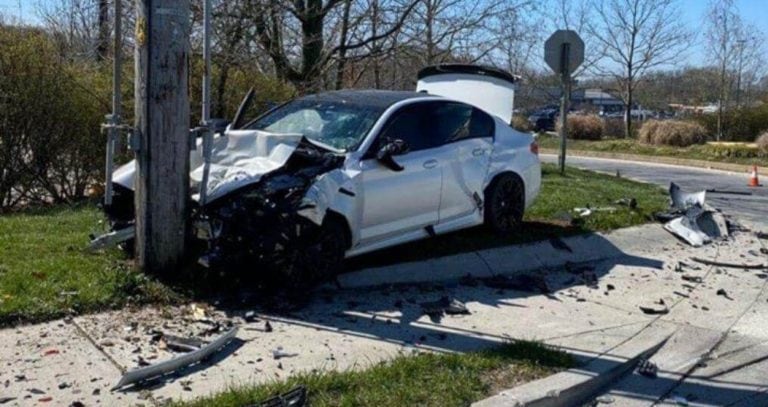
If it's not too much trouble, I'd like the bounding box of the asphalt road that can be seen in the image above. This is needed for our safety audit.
[541,154,768,230]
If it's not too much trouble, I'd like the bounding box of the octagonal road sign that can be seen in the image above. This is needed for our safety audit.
[545,30,584,74]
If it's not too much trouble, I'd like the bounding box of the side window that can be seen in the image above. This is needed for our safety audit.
[376,103,434,153]
[430,102,473,144]
[470,108,495,139]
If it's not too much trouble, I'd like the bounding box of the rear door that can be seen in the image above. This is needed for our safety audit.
[431,104,495,222]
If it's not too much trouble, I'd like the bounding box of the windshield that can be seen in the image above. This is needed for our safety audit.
[247,98,384,151]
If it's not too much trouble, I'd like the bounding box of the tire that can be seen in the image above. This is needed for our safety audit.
[484,173,525,235]
[279,216,348,290]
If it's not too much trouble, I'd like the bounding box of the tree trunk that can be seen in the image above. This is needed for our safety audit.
[97,0,110,60]
[300,0,324,92]
[134,0,191,274]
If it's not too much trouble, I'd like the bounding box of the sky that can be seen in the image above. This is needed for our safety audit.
[1,0,766,67]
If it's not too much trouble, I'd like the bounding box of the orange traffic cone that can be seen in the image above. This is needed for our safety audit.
[748,165,761,187]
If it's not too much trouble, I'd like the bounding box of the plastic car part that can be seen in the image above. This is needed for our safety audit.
[112,327,237,390]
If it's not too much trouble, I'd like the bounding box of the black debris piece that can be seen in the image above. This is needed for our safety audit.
[681,275,703,283]
[614,197,638,209]
[639,305,669,315]
[420,297,471,317]
[0,398,16,405]
[27,389,45,395]
[606,284,616,291]
[691,257,766,270]
[70,402,86,407]
[265,321,273,333]
[252,385,307,407]
[716,289,733,300]
[637,359,659,378]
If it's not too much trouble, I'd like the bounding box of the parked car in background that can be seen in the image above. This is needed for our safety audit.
[528,108,558,131]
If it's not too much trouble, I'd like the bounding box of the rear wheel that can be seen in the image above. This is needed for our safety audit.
[484,173,525,235]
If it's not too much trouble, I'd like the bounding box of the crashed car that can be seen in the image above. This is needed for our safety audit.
[102,64,541,284]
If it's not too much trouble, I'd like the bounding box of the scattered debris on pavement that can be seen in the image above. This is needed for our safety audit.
[420,297,471,318]
[637,358,659,378]
[690,257,767,270]
[716,288,733,300]
[660,183,728,247]
[639,305,669,315]
[113,327,238,390]
[272,346,299,360]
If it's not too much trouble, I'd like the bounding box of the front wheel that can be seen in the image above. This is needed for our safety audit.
[276,216,348,290]
[484,173,525,235]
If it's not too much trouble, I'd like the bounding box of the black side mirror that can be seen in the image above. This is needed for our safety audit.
[376,139,409,172]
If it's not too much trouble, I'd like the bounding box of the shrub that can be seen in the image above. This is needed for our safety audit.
[638,120,707,147]
[694,104,768,142]
[555,114,603,140]
[602,118,625,139]
[511,115,532,132]
[758,132,768,155]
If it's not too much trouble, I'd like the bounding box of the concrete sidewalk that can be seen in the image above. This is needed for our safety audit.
[2,224,767,406]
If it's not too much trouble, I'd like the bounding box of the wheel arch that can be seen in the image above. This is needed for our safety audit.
[324,209,353,250]
[484,170,526,206]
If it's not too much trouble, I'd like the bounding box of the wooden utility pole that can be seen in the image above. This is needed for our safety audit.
[134,0,191,273]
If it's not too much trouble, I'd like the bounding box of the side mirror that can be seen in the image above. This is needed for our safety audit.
[376,139,409,172]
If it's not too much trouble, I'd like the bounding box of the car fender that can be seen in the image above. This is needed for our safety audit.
[485,119,541,209]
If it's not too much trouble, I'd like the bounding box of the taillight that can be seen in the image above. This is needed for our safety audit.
[530,141,539,155]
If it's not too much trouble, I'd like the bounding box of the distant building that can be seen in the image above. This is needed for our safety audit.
[518,86,622,112]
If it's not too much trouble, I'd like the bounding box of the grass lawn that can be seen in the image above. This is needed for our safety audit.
[0,163,667,325]
[537,133,768,166]
[178,341,574,407]
[0,204,178,326]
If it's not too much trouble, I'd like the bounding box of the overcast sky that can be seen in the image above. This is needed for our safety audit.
[1,0,766,69]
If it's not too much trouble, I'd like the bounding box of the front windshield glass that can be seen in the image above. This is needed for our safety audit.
[247,98,384,151]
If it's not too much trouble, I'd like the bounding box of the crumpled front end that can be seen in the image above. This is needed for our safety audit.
[96,130,350,273]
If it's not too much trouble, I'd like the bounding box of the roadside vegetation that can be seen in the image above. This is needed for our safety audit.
[537,133,768,166]
[0,204,178,326]
[178,341,574,407]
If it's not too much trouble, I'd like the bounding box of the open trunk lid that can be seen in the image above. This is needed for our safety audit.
[416,64,519,124]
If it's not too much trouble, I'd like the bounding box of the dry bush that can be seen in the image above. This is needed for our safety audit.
[602,118,625,139]
[638,120,706,147]
[757,131,768,155]
[555,114,603,140]
[511,115,532,132]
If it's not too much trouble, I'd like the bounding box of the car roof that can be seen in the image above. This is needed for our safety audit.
[298,90,433,110]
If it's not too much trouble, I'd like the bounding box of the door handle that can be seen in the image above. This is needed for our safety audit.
[472,148,485,156]
[423,159,438,169]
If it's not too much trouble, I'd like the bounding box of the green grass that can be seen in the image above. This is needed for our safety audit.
[178,341,574,407]
[349,163,668,268]
[0,204,177,326]
[537,133,768,166]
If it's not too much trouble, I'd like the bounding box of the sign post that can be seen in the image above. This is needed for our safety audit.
[545,30,584,174]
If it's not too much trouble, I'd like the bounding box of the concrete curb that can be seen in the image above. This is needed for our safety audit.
[335,224,673,289]
[540,148,768,175]
[473,331,673,407]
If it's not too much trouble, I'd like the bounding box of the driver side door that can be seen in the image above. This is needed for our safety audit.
[358,102,442,245]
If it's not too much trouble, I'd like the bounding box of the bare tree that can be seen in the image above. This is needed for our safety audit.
[705,0,741,140]
[244,0,419,92]
[588,0,691,137]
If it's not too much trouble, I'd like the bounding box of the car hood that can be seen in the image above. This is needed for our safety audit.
[112,129,340,204]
